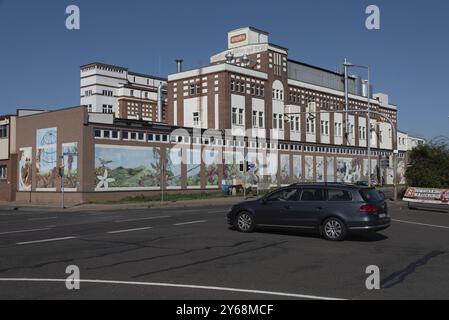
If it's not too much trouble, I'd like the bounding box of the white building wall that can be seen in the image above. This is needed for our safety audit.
[184,96,208,129]
[251,97,266,139]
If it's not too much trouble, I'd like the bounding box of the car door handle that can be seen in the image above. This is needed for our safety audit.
[316,207,324,211]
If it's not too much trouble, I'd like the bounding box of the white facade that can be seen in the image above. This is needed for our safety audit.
[80,63,166,116]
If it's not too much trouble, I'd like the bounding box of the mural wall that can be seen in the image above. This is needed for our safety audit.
[36,128,58,191]
[292,155,302,183]
[316,157,324,183]
[187,149,201,188]
[18,147,32,191]
[267,153,278,186]
[305,156,314,182]
[326,157,335,183]
[280,154,290,185]
[165,148,182,188]
[336,158,362,183]
[62,143,78,191]
[204,149,219,187]
[246,152,261,186]
[95,145,161,191]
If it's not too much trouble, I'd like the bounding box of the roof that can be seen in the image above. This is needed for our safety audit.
[230,26,269,36]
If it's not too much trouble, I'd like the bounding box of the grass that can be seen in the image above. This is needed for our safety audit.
[90,192,230,204]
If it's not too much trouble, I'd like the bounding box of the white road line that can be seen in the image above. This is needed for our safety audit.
[0,228,53,236]
[0,278,345,300]
[17,236,77,246]
[28,217,58,221]
[174,220,208,226]
[107,227,153,234]
[393,219,449,230]
[115,216,170,223]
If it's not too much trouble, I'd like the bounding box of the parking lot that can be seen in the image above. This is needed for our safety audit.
[0,201,448,300]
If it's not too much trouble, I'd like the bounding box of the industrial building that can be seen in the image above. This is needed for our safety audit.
[0,27,415,204]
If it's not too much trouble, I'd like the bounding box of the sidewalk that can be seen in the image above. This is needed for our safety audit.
[0,196,251,213]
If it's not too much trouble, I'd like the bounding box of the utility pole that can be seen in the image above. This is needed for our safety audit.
[343,58,350,145]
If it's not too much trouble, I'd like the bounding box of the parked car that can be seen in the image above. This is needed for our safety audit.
[227,183,390,241]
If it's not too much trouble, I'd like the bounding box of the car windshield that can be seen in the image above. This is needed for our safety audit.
[360,188,383,202]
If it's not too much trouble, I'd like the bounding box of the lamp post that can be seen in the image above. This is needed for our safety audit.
[343,60,372,186]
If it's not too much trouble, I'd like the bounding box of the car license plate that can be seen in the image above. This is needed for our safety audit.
[379,214,387,219]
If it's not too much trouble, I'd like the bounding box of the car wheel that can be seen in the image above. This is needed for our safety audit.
[235,211,256,233]
[322,217,347,241]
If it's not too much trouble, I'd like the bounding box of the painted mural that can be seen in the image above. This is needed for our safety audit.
[165,148,182,188]
[326,157,335,183]
[280,155,290,185]
[336,158,362,183]
[305,156,314,182]
[36,128,58,190]
[246,153,261,186]
[316,157,324,183]
[292,155,302,183]
[204,149,219,187]
[398,159,406,184]
[267,153,278,186]
[18,147,32,191]
[62,143,78,190]
[95,145,161,191]
[187,149,201,188]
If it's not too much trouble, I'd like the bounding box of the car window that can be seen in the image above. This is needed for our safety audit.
[360,188,383,202]
[327,189,352,202]
[266,188,300,202]
[300,188,326,202]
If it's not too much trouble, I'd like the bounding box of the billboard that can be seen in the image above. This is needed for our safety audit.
[403,187,449,205]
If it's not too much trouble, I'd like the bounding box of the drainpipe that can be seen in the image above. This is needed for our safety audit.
[157,82,166,123]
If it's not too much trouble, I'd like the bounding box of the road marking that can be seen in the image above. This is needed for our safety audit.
[0,228,53,236]
[393,219,449,230]
[107,227,153,234]
[174,220,208,226]
[28,217,58,221]
[0,278,345,300]
[17,236,77,246]
[115,216,170,223]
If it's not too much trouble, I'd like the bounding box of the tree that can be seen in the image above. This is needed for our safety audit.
[405,142,449,188]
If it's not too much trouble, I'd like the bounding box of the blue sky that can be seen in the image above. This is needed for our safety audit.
[0,0,448,140]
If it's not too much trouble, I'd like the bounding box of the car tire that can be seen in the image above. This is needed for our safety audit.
[235,211,256,233]
[322,217,347,241]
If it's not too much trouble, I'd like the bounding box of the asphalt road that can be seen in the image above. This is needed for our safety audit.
[0,201,448,300]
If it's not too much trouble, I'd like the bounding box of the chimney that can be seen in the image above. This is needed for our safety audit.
[176,59,183,73]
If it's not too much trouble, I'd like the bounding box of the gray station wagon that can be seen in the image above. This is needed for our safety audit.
[227,183,391,241]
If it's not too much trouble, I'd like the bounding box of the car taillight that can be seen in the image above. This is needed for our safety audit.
[359,204,380,214]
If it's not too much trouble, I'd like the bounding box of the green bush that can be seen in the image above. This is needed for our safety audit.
[405,142,449,188]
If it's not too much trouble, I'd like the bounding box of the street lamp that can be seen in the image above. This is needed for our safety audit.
[343,60,372,186]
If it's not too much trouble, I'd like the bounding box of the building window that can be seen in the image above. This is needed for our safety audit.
[252,111,258,127]
[0,165,6,180]
[232,108,237,125]
[85,90,93,96]
[273,114,278,129]
[238,109,244,125]
[87,104,93,112]
[291,117,300,132]
[278,114,283,130]
[130,90,134,97]
[307,118,315,134]
[0,124,9,138]
[259,112,264,128]
[193,112,200,127]
[230,80,235,91]
[321,121,329,136]
[335,123,343,137]
[102,90,113,97]
[102,105,113,114]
